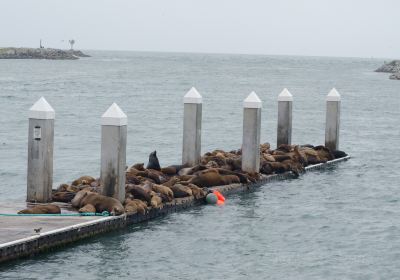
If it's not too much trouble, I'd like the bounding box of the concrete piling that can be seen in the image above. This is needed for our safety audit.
[242,92,262,173]
[325,88,341,151]
[100,103,127,203]
[27,97,55,203]
[182,87,202,166]
[277,88,293,147]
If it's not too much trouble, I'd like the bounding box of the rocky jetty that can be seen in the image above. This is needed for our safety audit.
[375,60,400,73]
[0,47,90,60]
[389,72,400,80]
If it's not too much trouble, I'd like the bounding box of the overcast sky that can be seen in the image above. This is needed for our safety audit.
[1,0,399,58]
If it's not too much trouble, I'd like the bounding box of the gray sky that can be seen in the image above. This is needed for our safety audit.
[1,0,399,58]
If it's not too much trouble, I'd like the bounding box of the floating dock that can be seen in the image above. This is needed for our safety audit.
[0,156,349,264]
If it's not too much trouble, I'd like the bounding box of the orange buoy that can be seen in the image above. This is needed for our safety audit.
[213,190,225,205]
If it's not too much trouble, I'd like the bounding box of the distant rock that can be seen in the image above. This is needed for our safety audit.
[389,72,400,80]
[0,47,90,60]
[375,60,400,73]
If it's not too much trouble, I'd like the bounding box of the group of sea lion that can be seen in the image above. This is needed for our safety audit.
[19,143,347,215]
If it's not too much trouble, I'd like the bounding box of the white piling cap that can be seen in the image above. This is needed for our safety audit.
[101,103,127,126]
[326,88,341,101]
[29,97,55,119]
[183,87,202,104]
[278,88,293,101]
[243,91,262,108]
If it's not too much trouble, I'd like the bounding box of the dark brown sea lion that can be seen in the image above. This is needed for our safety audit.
[259,161,273,175]
[170,184,193,198]
[71,176,96,186]
[268,162,288,174]
[146,151,161,171]
[161,164,187,175]
[188,170,240,188]
[18,204,61,214]
[332,150,347,159]
[272,155,292,162]
[52,191,76,203]
[78,204,96,213]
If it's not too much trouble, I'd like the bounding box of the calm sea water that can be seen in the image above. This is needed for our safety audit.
[0,51,399,279]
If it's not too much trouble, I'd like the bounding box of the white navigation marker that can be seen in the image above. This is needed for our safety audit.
[242,92,262,173]
[325,88,341,151]
[182,87,202,166]
[27,97,55,202]
[277,88,293,147]
[100,103,127,203]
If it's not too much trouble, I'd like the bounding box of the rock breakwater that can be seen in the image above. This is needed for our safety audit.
[0,47,90,60]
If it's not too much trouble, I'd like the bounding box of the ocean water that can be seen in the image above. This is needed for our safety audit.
[0,51,399,279]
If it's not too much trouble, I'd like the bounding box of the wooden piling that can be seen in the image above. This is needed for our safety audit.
[100,103,127,203]
[325,88,341,151]
[242,92,262,173]
[182,87,202,166]
[27,97,55,203]
[277,88,293,147]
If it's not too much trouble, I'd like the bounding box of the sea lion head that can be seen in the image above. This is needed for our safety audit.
[110,204,125,216]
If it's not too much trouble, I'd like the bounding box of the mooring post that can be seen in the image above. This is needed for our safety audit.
[27,97,55,203]
[100,103,127,203]
[325,88,341,151]
[182,87,202,166]
[242,92,262,173]
[277,88,293,147]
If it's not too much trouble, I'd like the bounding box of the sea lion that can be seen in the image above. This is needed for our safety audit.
[332,150,347,159]
[161,164,187,175]
[18,204,61,214]
[162,177,180,188]
[150,192,163,209]
[152,184,174,202]
[260,161,273,175]
[188,170,240,188]
[71,189,92,208]
[178,165,207,176]
[71,176,96,186]
[52,191,76,203]
[187,184,207,199]
[146,151,161,171]
[132,163,145,171]
[272,155,292,162]
[313,145,334,161]
[56,183,69,192]
[79,192,124,215]
[126,184,152,203]
[124,198,148,214]
[169,184,193,198]
[79,204,96,213]
[263,153,276,162]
